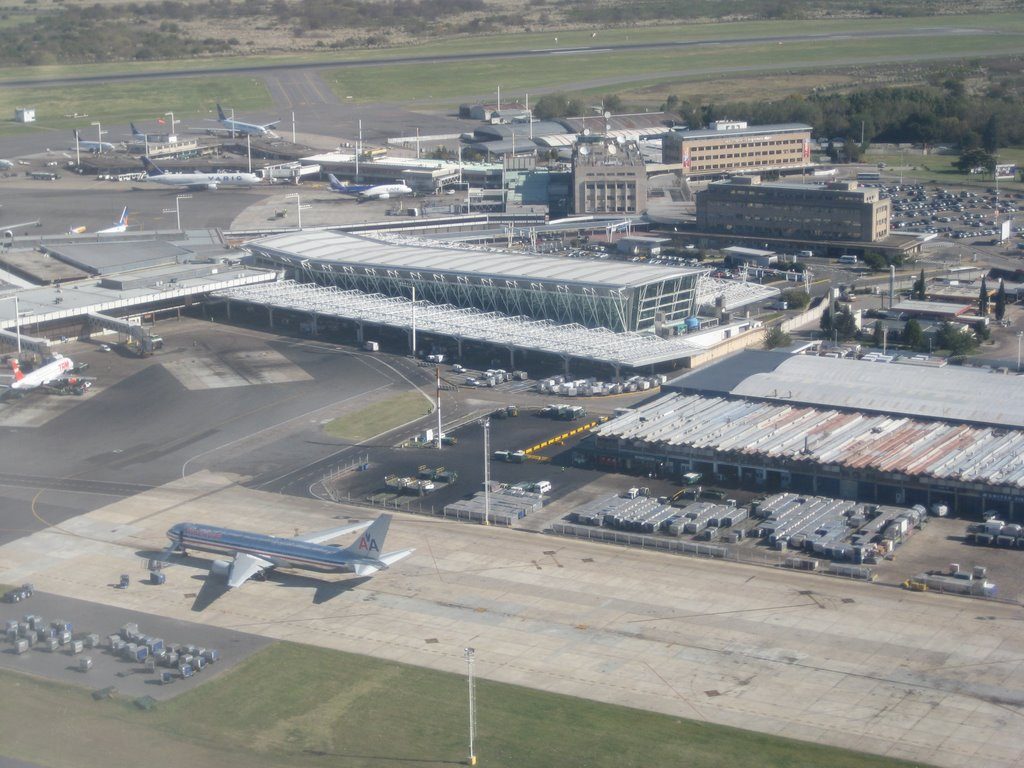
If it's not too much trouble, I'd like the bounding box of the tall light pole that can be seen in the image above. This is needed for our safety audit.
[246,134,252,173]
[162,193,191,231]
[1017,331,1022,372]
[285,192,308,230]
[465,647,477,767]
[291,110,296,144]
[90,120,102,145]
[74,130,81,166]
[480,417,490,526]
[164,111,176,137]
[410,284,417,357]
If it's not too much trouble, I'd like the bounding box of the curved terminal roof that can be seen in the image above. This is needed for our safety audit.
[249,230,702,293]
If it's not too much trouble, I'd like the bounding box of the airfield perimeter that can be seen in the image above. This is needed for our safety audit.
[1,470,1022,768]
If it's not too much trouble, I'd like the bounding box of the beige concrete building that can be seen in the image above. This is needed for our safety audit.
[696,176,891,243]
[572,137,647,214]
[663,120,812,177]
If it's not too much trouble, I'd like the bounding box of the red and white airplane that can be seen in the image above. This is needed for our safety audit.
[4,355,92,395]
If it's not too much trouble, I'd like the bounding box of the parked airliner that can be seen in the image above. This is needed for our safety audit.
[141,156,262,191]
[165,513,414,589]
[327,173,413,201]
[216,103,279,137]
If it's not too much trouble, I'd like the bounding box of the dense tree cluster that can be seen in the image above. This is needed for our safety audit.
[564,0,996,24]
[664,75,1024,152]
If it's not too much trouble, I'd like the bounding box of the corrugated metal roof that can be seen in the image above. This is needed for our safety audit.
[595,392,1024,488]
[249,230,702,291]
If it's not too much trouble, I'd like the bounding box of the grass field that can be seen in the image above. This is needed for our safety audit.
[867,148,1024,191]
[323,391,431,443]
[321,30,1024,105]
[0,642,935,768]
[0,15,1021,134]
[1,11,1023,84]
[0,76,271,136]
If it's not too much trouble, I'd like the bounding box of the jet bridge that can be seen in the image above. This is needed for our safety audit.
[0,328,52,356]
[85,312,163,356]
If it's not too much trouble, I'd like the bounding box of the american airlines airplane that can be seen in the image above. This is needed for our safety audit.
[141,156,262,191]
[71,129,115,153]
[216,103,279,137]
[164,513,414,589]
[327,173,413,201]
[96,207,129,234]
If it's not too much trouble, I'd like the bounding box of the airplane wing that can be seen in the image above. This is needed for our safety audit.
[295,520,372,545]
[226,552,273,589]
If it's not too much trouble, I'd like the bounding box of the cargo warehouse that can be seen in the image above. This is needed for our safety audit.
[580,352,1024,519]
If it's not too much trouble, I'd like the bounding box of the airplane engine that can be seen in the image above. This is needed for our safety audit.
[211,559,233,580]
[379,193,390,199]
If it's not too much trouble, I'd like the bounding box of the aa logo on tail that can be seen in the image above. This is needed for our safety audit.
[358,535,380,554]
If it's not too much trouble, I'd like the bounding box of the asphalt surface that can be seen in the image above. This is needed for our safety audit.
[0,591,272,701]
[0,321,434,546]
[0,172,288,236]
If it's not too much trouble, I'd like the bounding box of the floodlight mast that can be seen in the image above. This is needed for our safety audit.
[465,647,477,766]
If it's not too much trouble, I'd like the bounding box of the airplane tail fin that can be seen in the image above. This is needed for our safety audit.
[9,359,23,382]
[217,103,228,121]
[344,513,391,558]
[117,206,128,226]
[141,156,164,176]
[130,122,140,137]
[327,173,344,191]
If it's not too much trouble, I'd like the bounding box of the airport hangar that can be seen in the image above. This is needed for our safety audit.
[212,229,776,375]
[0,237,275,353]
[581,350,1024,520]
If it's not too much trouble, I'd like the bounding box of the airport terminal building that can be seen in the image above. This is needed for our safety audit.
[246,231,702,333]
[580,351,1024,519]
[662,121,813,178]
[696,176,891,243]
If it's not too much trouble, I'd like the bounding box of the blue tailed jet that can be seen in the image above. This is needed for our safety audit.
[165,514,413,589]
[216,103,279,137]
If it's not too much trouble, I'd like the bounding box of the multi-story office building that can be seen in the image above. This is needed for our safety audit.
[696,176,891,243]
[572,137,647,214]
[663,120,812,177]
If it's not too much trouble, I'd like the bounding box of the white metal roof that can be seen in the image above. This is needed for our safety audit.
[249,230,702,291]
[212,280,704,368]
[695,276,780,311]
[730,355,1024,429]
[595,392,1024,489]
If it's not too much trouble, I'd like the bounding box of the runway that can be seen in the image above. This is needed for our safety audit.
[0,26,1002,89]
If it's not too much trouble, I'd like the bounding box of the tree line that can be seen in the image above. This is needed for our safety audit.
[663,74,1024,151]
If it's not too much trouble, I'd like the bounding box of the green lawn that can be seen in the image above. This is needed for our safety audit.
[1,11,1023,84]
[323,391,431,443]
[0,642,935,768]
[0,76,271,136]
[322,30,1024,105]
[867,148,1024,191]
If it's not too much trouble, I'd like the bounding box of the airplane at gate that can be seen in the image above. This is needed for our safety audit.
[141,156,262,191]
[216,103,279,137]
[2,355,92,396]
[327,173,413,201]
[71,129,115,153]
[165,514,414,589]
